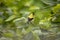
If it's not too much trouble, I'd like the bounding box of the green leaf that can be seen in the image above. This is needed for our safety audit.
[0,17,3,24]
[41,0,57,6]
[52,4,60,14]
[5,15,16,22]
[3,32,14,37]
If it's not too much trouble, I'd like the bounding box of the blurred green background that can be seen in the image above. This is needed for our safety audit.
[0,0,60,40]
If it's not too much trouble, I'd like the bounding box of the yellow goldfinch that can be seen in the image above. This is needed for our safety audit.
[28,12,34,22]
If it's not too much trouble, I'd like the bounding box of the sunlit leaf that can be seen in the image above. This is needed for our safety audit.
[5,15,16,22]
[52,4,60,14]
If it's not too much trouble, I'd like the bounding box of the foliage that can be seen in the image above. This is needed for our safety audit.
[0,0,60,40]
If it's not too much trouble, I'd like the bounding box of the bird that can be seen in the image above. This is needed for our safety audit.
[27,12,34,23]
